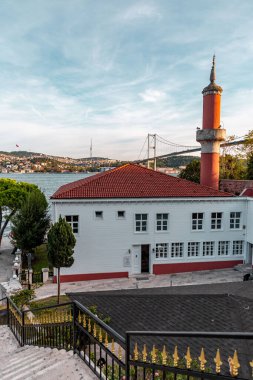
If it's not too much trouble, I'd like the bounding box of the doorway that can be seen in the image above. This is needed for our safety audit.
[141,245,149,273]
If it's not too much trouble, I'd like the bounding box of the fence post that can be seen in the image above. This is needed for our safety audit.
[72,303,77,353]
[21,311,25,347]
[125,332,130,380]
[7,298,9,327]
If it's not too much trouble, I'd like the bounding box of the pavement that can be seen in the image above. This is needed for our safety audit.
[35,267,247,299]
[0,238,13,282]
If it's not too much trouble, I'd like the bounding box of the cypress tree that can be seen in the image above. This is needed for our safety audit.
[47,216,75,304]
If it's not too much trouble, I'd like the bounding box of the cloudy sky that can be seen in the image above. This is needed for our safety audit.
[1,0,253,160]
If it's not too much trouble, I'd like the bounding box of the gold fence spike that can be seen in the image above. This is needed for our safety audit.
[82,314,86,328]
[250,359,253,378]
[133,343,139,360]
[93,323,97,338]
[185,347,192,369]
[228,350,240,377]
[88,318,91,332]
[214,349,223,374]
[99,328,103,343]
[151,345,157,364]
[118,345,122,360]
[173,346,179,367]
[78,311,82,324]
[105,333,108,348]
[142,344,148,362]
[162,345,167,365]
[111,339,115,353]
[198,348,207,371]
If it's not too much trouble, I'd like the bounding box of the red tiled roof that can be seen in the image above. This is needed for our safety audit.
[51,164,234,199]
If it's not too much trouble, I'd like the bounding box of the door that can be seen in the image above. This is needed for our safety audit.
[132,246,141,274]
[141,244,149,273]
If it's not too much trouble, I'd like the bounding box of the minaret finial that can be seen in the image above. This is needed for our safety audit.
[210,54,216,83]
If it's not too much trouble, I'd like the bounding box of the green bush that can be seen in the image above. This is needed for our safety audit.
[11,289,35,308]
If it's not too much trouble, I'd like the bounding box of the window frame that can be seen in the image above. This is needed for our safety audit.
[230,212,241,230]
[95,211,103,219]
[156,213,169,232]
[65,215,79,234]
[187,242,200,257]
[191,213,204,231]
[218,241,230,256]
[117,210,126,219]
[135,213,148,233]
[232,240,244,255]
[171,242,184,258]
[155,243,168,259]
[211,212,223,230]
[203,241,215,256]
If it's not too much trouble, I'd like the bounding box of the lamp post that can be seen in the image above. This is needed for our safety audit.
[27,252,32,290]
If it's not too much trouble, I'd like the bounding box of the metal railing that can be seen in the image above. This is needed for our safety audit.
[6,297,253,379]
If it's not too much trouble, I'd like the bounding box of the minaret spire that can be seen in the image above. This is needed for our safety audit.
[210,54,216,83]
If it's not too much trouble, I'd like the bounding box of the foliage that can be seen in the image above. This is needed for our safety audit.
[0,179,37,245]
[246,154,253,179]
[179,160,200,183]
[47,216,75,269]
[47,215,76,303]
[11,189,50,253]
[220,154,246,180]
[88,305,111,325]
[11,289,35,308]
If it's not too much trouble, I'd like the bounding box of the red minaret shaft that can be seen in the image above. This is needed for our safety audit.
[196,56,226,190]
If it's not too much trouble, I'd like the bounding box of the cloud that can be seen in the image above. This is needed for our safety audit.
[139,89,166,103]
[119,3,161,21]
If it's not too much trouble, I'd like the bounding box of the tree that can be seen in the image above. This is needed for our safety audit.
[179,160,200,183]
[246,154,253,179]
[47,216,75,304]
[0,179,37,247]
[220,155,246,180]
[11,189,51,253]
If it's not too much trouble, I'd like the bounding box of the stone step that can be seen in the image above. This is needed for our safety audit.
[0,326,98,380]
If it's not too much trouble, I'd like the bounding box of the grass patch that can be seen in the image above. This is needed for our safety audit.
[22,244,53,272]
[30,295,71,309]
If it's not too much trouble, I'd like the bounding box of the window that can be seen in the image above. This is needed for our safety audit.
[95,211,103,219]
[155,243,168,258]
[211,212,222,230]
[230,212,241,229]
[171,243,184,258]
[192,213,203,230]
[188,242,200,257]
[218,241,230,256]
[203,241,214,256]
[232,241,244,255]
[117,211,125,218]
[65,215,79,233]
[156,213,168,231]
[135,214,148,232]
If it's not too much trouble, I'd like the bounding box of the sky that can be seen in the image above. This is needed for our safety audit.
[1,0,253,160]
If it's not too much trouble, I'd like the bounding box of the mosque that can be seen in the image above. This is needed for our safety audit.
[51,58,253,282]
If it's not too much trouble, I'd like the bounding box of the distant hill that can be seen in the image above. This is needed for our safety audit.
[159,155,200,168]
[0,150,42,157]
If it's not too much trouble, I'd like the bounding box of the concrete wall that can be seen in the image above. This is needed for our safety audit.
[52,197,248,281]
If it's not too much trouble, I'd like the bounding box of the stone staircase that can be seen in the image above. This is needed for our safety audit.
[0,326,97,380]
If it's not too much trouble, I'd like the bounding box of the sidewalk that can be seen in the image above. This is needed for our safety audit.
[35,268,244,299]
[0,238,13,282]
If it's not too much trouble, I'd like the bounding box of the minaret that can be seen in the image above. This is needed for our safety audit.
[196,56,226,190]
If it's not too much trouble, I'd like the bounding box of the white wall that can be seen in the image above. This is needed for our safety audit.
[52,197,248,276]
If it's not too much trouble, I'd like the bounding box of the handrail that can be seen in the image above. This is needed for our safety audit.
[74,300,126,346]
[126,331,253,339]
[8,297,22,316]
[0,297,7,302]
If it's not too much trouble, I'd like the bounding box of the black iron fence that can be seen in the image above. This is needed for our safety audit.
[32,271,43,284]
[5,297,253,380]
[0,297,7,325]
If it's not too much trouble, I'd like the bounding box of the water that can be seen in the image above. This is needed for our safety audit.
[0,172,95,200]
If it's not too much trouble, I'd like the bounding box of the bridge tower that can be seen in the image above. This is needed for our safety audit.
[196,56,226,190]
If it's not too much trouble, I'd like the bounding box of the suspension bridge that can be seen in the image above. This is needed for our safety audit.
[135,133,247,168]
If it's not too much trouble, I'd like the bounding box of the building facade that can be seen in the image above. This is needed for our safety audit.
[51,164,253,282]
